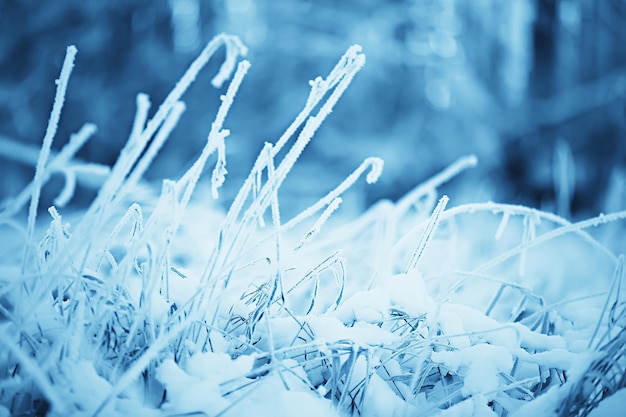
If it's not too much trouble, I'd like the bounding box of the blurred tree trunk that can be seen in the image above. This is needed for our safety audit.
[530,0,557,98]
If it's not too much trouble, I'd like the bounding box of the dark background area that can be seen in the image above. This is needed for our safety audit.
[1,0,625,219]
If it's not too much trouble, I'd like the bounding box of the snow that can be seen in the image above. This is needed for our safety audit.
[222,376,338,417]
[512,348,579,370]
[362,373,419,417]
[157,351,338,416]
[435,395,498,417]
[436,303,567,351]
[156,358,230,415]
[431,345,513,397]
[333,271,435,323]
[261,315,398,347]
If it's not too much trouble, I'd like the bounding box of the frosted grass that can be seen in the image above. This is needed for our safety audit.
[23,46,76,272]
[0,124,100,217]
[0,34,625,417]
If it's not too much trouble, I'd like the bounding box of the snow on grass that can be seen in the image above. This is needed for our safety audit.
[1,34,626,417]
[431,344,514,397]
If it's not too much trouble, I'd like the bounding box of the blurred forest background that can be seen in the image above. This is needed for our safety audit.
[0,0,625,219]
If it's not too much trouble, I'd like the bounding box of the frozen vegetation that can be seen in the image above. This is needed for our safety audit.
[1,33,626,417]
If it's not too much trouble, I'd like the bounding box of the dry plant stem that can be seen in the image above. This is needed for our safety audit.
[129,93,151,142]
[89,43,246,303]
[214,381,266,417]
[194,46,367,320]
[209,156,382,284]
[0,135,49,165]
[22,45,76,274]
[75,34,246,242]
[281,157,383,232]
[394,202,617,265]
[50,123,99,205]
[68,38,247,325]
[96,203,143,272]
[473,209,626,274]
[47,206,78,276]
[279,250,345,308]
[9,36,247,416]
[588,255,625,349]
[147,60,251,344]
[266,143,287,318]
[124,35,244,203]
[294,196,342,252]
[208,61,252,198]
[217,46,366,250]
[93,92,151,215]
[0,328,67,415]
[395,154,477,216]
[92,83,261,408]
[176,59,250,222]
[406,195,449,272]
[90,317,192,417]
[115,101,186,206]
[0,124,99,217]
[245,49,366,223]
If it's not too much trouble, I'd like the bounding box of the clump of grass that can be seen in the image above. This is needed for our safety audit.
[560,327,626,417]
[1,34,626,417]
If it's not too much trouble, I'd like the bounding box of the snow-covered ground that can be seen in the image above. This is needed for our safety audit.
[1,34,626,417]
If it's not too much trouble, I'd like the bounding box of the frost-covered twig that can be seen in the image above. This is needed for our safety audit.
[286,157,383,228]
[294,197,343,252]
[436,202,616,262]
[220,45,366,238]
[395,154,476,216]
[0,124,102,216]
[23,45,76,271]
[474,209,626,274]
[78,34,246,236]
[406,195,449,272]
